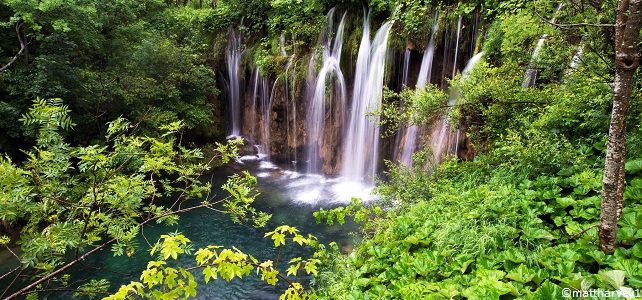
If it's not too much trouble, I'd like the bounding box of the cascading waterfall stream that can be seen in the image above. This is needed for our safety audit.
[399,13,439,167]
[342,12,393,183]
[401,48,411,89]
[451,15,462,79]
[281,34,296,168]
[249,69,272,156]
[226,27,243,137]
[393,48,412,162]
[431,51,484,162]
[306,9,347,174]
[522,3,564,88]
[248,69,260,143]
[563,41,584,83]
[430,17,463,163]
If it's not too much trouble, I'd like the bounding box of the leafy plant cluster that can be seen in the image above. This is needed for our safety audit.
[314,154,642,299]
[0,99,261,299]
[0,0,235,153]
[107,225,321,300]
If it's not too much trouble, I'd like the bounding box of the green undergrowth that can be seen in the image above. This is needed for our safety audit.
[313,156,642,299]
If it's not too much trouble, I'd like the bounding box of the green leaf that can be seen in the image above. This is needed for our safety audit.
[287,263,300,276]
[292,234,307,246]
[625,159,642,173]
[632,243,642,259]
[506,264,536,283]
[202,266,217,284]
[533,280,562,300]
[599,269,626,290]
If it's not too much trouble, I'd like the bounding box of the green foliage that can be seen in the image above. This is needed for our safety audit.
[0,0,222,147]
[314,198,382,230]
[222,171,272,228]
[316,154,642,298]
[454,0,531,18]
[0,99,260,298]
[107,228,318,299]
[379,85,448,137]
[267,0,326,42]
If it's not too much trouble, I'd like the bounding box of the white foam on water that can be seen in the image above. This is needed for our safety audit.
[259,160,278,170]
[239,155,261,162]
[332,180,375,203]
[282,170,301,179]
[257,172,271,178]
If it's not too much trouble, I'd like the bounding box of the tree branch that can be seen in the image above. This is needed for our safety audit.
[0,21,30,73]
[533,0,615,29]
[3,203,213,300]
[561,224,598,240]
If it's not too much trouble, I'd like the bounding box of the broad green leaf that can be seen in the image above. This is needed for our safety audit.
[599,269,626,290]
[202,266,217,284]
[625,159,642,173]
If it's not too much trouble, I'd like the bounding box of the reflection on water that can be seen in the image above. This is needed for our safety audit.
[1,157,372,299]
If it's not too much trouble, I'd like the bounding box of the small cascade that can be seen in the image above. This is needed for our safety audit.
[522,3,564,88]
[249,69,272,156]
[451,15,462,78]
[430,16,464,162]
[342,12,393,183]
[416,13,439,88]
[399,13,439,168]
[393,48,412,162]
[282,34,297,169]
[306,9,347,174]
[291,58,300,171]
[401,48,411,89]
[263,80,278,157]
[440,24,451,88]
[568,44,584,71]
[226,27,243,137]
[247,69,260,143]
[563,41,584,82]
[431,52,484,162]
[521,37,546,88]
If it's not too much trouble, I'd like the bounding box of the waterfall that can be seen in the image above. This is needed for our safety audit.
[462,53,484,80]
[401,48,411,89]
[399,13,439,168]
[522,3,564,88]
[521,36,546,88]
[563,41,584,82]
[451,15,462,78]
[416,13,439,89]
[430,16,464,162]
[306,9,347,174]
[342,13,393,183]
[282,34,297,169]
[393,48,412,162]
[249,69,272,156]
[226,27,243,137]
[248,69,259,143]
[431,52,484,162]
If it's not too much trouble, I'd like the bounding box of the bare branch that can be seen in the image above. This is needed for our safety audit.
[0,21,30,73]
[533,0,615,29]
[561,224,598,240]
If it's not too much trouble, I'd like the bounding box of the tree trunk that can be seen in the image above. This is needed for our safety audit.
[599,0,642,253]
